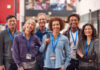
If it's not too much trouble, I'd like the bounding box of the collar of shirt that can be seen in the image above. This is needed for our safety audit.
[36,27,50,33]
[22,32,33,38]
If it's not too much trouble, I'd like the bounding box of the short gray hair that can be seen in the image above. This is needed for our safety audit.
[37,13,47,18]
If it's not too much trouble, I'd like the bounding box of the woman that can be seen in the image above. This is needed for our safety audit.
[40,17,71,70]
[77,24,99,70]
[12,19,41,70]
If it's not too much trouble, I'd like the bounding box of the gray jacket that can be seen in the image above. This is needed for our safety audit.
[77,39,99,68]
[0,29,20,65]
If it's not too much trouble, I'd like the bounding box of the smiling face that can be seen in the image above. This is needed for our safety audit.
[84,25,93,37]
[25,22,36,34]
[69,16,79,29]
[7,17,17,30]
[37,15,47,30]
[52,21,60,33]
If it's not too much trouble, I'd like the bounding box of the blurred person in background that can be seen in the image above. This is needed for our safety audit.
[40,17,71,70]
[0,15,20,70]
[63,14,81,70]
[12,19,41,70]
[34,0,49,10]
[77,24,99,70]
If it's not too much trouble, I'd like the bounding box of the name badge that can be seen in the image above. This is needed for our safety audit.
[50,54,56,60]
[26,53,32,60]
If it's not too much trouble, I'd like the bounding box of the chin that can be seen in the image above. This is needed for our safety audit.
[86,35,92,36]
[11,27,15,29]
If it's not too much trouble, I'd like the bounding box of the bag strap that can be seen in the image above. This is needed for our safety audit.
[43,33,50,52]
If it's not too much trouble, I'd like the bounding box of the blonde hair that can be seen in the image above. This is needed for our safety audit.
[23,19,36,34]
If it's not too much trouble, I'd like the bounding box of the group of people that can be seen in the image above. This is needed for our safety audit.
[0,13,99,70]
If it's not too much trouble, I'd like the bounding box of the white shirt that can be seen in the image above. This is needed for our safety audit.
[69,31,79,59]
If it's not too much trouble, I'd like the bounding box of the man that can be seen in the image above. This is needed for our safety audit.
[36,13,50,42]
[35,13,50,70]
[0,15,20,70]
[63,14,81,70]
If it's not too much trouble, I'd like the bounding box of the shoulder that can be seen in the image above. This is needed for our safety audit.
[60,34,69,41]
[32,34,39,39]
[0,30,7,34]
[79,39,85,43]
[93,38,99,46]
[16,30,21,34]
[78,27,82,32]
[63,30,68,35]
[93,38,99,42]
[45,28,51,33]
[15,33,23,40]
[63,29,70,38]
[0,30,7,36]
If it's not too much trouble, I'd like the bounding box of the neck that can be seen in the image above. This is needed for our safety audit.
[25,31,30,40]
[71,28,77,33]
[86,36,92,45]
[87,36,92,41]
[9,28,16,34]
[39,27,45,33]
[53,32,59,38]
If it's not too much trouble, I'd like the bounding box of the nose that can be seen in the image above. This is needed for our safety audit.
[40,19,44,22]
[72,20,77,24]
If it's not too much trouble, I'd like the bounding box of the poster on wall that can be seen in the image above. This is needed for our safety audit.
[25,0,76,11]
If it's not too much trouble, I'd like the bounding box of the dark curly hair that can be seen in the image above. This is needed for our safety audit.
[48,17,65,31]
[82,23,97,40]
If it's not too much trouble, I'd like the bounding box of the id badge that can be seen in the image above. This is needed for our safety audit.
[26,53,32,60]
[50,54,56,60]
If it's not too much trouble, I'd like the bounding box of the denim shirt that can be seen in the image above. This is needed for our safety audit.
[40,34,71,68]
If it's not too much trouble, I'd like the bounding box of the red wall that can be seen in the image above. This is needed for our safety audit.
[17,0,20,30]
[0,0,15,24]
[0,0,20,30]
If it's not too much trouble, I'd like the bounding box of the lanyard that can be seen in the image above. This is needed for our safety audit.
[70,29,78,46]
[85,40,92,55]
[24,35,32,52]
[7,28,16,42]
[51,34,60,53]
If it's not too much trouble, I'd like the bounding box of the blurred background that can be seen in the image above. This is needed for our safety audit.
[0,0,100,35]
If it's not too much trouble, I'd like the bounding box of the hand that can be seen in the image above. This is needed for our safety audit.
[77,49,84,58]
[67,63,71,67]
[0,65,5,70]
[19,67,24,70]
[60,67,65,70]
[44,38,50,46]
